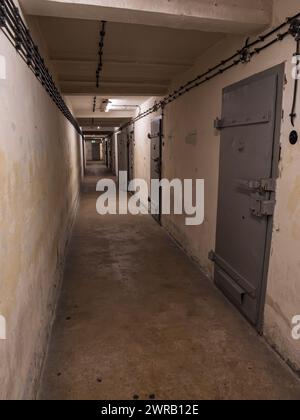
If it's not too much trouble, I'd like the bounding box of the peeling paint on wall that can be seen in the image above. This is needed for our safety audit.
[185,130,197,145]
[0,30,82,399]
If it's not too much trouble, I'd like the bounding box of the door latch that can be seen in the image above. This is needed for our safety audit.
[260,178,276,192]
[237,178,276,193]
[147,132,160,139]
[208,250,216,262]
[250,198,276,217]
[214,114,271,130]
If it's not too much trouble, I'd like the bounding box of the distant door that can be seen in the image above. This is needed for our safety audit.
[92,142,100,161]
[105,141,109,167]
[107,138,112,169]
[111,136,116,174]
[127,129,135,184]
[117,131,128,173]
[150,117,162,223]
[211,65,284,331]
[100,142,104,161]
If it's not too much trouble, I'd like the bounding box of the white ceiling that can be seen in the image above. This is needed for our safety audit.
[68,95,148,131]
[70,95,150,112]
[20,0,273,34]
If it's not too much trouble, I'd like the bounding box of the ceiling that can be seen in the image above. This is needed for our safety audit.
[21,0,272,135]
[69,95,149,134]
[69,96,149,112]
[27,13,224,134]
[33,16,224,96]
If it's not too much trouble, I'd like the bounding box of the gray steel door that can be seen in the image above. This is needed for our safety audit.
[91,142,100,161]
[117,131,128,173]
[107,139,112,169]
[128,128,135,183]
[150,118,162,223]
[111,136,116,174]
[212,65,283,330]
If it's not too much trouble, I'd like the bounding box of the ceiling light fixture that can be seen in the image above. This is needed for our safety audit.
[100,99,111,112]
[105,100,113,112]
[110,104,141,114]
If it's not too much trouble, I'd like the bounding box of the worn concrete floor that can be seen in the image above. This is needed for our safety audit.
[39,163,300,400]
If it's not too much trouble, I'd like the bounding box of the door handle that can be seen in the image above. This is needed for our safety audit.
[250,198,276,217]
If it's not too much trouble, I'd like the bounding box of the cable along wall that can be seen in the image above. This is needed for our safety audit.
[0,0,81,134]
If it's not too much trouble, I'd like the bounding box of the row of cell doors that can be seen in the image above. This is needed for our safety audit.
[117,119,163,221]
[116,65,283,332]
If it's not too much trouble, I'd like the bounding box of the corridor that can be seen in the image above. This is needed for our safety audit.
[39,163,300,400]
[1,0,300,401]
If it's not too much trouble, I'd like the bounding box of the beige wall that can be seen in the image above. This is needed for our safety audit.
[130,1,300,371]
[85,141,93,161]
[0,26,82,398]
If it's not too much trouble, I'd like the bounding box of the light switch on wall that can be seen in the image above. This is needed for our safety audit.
[0,55,6,80]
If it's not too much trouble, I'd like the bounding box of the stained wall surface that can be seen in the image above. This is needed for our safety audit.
[0,23,83,399]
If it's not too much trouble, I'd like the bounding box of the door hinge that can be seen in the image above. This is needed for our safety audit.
[250,198,276,217]
[260,178,276,192]
[214,118,222,130]
[208,250,216,262]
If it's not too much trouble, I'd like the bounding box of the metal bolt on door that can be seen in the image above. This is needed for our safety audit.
[210,65,284,331]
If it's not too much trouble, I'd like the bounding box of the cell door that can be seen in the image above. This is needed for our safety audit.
[150,117,162,223]
[108,138,112,169]
[117,131,128,173]
[211,65,284,331]
[127,129,135,183]
[91,142,100,161]
[105,141,109,167]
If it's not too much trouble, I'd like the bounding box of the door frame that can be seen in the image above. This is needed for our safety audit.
[216,64,284,333]
[82,137,86,175]
[257,64,284,333]
[92,141,101,161]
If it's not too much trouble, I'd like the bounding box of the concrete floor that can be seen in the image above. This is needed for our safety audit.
[39,163,300,400]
